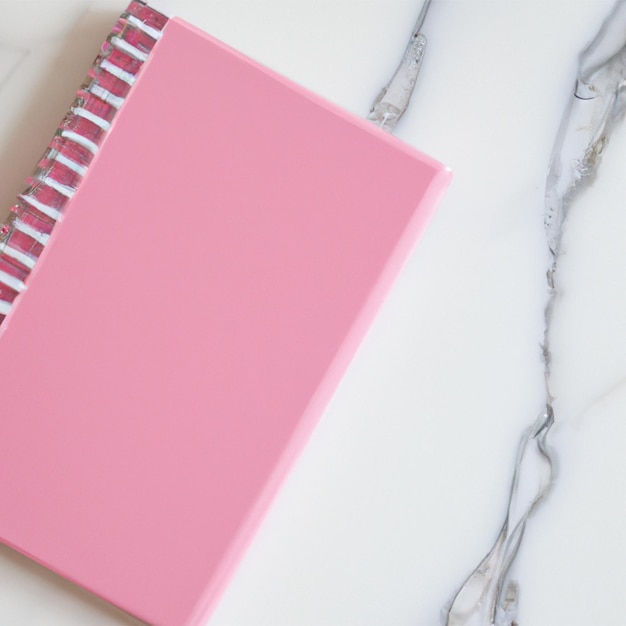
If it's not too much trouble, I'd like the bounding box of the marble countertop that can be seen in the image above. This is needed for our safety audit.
[0,1,624,624]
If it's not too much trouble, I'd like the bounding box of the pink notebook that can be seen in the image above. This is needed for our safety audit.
[0,3,450,625]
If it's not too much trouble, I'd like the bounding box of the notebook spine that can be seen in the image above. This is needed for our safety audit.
[0,1,169,323]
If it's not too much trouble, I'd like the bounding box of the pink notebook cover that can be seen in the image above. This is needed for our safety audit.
[0,8,450,626]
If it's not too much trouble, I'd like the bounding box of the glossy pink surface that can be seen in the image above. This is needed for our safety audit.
[0,17,450,626]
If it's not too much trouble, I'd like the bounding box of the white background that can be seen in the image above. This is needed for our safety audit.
[0,1,624,624]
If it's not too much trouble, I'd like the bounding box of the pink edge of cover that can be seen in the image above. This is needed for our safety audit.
[0,8,451,626]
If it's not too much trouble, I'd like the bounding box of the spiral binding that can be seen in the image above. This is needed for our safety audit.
[0,1,169,324]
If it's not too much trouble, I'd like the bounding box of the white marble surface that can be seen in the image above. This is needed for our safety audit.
[0,1,624,624]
